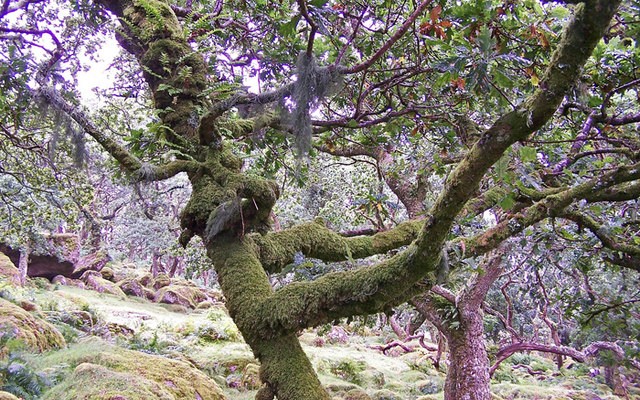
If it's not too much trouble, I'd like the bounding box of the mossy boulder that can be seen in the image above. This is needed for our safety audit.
[43,362,176,400]
[52,274,67,285]
[139,273,154,287]
[117,277,146,298]
[72,250,110,277]
[344,388,372,400]
[371,389,402,400]
[0,251,20,284]
[43,343,227,400]
[154,285,207,309]
[100,266,116,282]
[152,273,172,289]
[81,271,126,298]
[0,298,65,352]
[0,391,20,400]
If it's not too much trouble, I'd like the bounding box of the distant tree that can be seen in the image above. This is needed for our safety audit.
[1,1,638,399]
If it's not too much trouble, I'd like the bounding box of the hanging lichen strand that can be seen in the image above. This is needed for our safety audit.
[286,53,341,160]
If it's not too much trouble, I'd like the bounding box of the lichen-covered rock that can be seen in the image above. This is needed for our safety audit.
[344,388,373,400]
[0,391,20,400]
[43,344,227,400]
[0,251,20,284]
[371,389,402,400]
[52,274,67,285]
[100,266,116,282]
[0,298,65,352]
[117,277,146,298]
[81,270,126,298]
[196,300,215,309]
[154,285,207,309]
[152,273,172,289]
[139,273,153,287]
[72,250,110,277]
[43,362,175,400]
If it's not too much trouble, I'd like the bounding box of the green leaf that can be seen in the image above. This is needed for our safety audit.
[346,119,359,128]
[499,194,515,210]
[309,0,328,7]
[519,146,537,162]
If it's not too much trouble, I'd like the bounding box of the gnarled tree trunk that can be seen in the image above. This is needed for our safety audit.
[443,314,491,400]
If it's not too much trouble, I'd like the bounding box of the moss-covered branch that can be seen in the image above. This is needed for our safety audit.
[460,163,640,258]
[37,86,143,172]
[137,160,200,181]
[559,210,640,257]
[250,161,640,335]
[408,0,621,275]
[251,0,624,330]
[252,219,423,273]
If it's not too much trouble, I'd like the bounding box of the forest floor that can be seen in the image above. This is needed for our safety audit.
[1,273,637,400]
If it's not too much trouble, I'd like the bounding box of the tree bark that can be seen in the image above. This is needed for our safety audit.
[18,242,29,286]
[444,317,491,400]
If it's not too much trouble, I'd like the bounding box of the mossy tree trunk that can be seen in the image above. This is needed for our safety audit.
[62,1,623,398]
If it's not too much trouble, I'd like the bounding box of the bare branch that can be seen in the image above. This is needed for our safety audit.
[343,0,432,74]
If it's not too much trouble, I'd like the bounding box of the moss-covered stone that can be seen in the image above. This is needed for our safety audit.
[44,362,175,400]
[42,341,226,400]
[139,273,154,287]
[72,250,110,277]
[0,251,20,284]
[52,274,67,285]
[152,272,172,289]
[0,391,20,400]
[100,266,116,282]
[343,388,372,400]
[81,271,126,298]
[117,277,146,298]
[0,298,65,352]
[154,284,208,309]
[371,389,402,400]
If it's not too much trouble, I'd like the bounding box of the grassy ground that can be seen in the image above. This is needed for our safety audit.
[1,282,637,400]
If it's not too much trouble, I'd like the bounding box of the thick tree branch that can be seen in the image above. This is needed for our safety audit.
[460,161,640,258]
[36,86,142,172]
[252,219,423,273]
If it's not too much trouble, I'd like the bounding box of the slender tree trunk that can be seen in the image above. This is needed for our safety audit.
[443,311,491,400]
[18,242,30,285]
[151,251,162,277]
[605,365,629,398]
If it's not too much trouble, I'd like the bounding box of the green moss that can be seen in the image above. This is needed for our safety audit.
[343,388,372,400]
[0,252,19,284]
[0,298,65,352]
[123,0,183,42]
[82,272,126,298]
[152,273,172,289]
[39,339,226,400]
[43,362,175,400]
[154,284,208,309]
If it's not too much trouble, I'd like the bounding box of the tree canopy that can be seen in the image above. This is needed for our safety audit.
[1,0,639,399]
